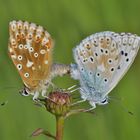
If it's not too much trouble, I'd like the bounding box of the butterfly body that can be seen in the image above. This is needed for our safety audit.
[71,31,140,108]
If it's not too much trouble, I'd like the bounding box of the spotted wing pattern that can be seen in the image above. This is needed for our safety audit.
[73,31,140,104]
[8,20,53,91]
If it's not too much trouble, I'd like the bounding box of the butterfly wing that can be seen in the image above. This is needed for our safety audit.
[73,31,140,103]
[8,20,53,91]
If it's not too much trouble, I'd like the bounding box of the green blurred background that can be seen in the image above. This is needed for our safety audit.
[0,0,140,140]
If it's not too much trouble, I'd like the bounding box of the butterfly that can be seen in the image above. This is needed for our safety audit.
[8,20,70,100]
[70,31,140,109]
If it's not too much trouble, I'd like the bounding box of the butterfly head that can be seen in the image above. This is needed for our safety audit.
[98,96,109,105]
[19,85,30,96]
[80,84,107,104]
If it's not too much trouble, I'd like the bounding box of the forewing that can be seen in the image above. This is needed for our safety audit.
[8,21,53,90]
[73,31,140,97]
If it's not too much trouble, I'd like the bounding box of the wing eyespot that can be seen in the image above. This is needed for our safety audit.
[24,73,30,78]
[17,64,22,70]
[18,44,23,49]
[17,55,23,60]
[96,73,100,77]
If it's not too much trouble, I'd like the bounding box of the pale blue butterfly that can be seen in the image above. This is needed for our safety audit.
[70,31,140,109]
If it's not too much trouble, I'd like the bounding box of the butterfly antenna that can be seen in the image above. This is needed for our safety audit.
[119,102,134,116]
[0,86,19,90]
[109,96,134,116]
[0,100,8,106]
[69,87,80,93]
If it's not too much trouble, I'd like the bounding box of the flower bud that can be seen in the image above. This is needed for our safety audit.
[45,91,71,116]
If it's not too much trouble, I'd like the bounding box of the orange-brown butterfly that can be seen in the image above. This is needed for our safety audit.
[8,20,70,100]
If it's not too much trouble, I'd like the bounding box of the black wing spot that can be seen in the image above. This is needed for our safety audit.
[111,68,114,72]
[105,50,108,54]
[125,53,128,56]
[121,50,124,55]
[104,78,108,82]
[126,58,129,62]
[117,65,121,69]
[97,73,100,77]
[100,49,104,53]
[90,57,94,62]
[95,53,98,56]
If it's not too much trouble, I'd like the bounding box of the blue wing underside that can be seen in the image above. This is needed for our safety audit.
[72,31,140,106]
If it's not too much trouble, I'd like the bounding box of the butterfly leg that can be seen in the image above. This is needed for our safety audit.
[67,85,77,91]
[33,91,40,101]
[41,89,48,98]
[89,101,96,109]
[41,89,57,103]
[65,105,96,118]
[83,105,96,112]
[70,99,86,106]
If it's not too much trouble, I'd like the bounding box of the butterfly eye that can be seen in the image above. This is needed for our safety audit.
[19,88,29,96]
[101,98,108,105]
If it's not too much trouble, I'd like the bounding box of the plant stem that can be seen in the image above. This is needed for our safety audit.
[56,116,64,140]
